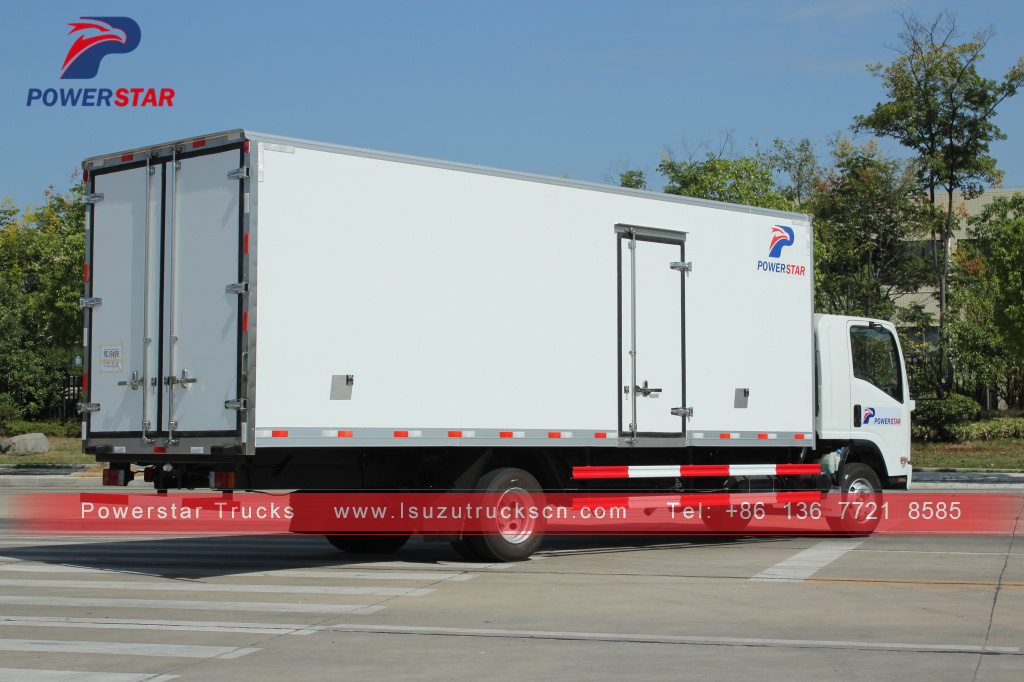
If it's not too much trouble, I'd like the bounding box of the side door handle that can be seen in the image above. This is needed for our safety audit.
[854,404,862,428]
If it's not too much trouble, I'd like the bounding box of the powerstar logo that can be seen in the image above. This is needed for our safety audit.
[863,407,902,426]
[61,17,140,79]
[26,17,175,108]
[756,224,806,277]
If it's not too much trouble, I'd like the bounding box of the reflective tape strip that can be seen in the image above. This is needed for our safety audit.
[573,463,821,480]
[271,430,288,438]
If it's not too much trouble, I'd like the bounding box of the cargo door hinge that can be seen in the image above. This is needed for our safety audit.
[228,167,249,180]
[224,399,247,410]
[85,193,104,204]
[79,297,102,309]
[225,282,248,294]
[671,406,694,419]
[670,261,692,273]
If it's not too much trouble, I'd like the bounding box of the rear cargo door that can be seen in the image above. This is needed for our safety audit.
[160,149,244,438]
[87,164,161,434]
[617,225,686,439]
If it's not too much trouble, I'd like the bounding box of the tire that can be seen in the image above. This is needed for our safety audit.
[826,463,883,536]
[449,537,486,561]
[325,531,411,554]
[467,468,546,562]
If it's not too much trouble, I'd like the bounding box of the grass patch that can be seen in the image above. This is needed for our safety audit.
[911,439,1024,470]
[0,437,94,468]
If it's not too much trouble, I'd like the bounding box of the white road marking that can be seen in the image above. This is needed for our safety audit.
[0,596,384,615]
[0,578,433,597]
[320,623,1020,654]
[750,538,866,583]
[0,669,178,682]
[0,616,317,635]
[0,638,259,658]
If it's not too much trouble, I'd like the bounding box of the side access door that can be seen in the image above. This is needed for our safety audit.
[84,143,247,452]
[617,224,688,444]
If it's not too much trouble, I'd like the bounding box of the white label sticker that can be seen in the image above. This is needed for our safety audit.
[100,343,123,373]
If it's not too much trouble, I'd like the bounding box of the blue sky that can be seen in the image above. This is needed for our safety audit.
[2,0,1022,208]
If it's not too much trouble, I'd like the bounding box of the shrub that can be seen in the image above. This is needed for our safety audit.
[0,419,81,439]
[950,418,1024,442]
[912,393,982,442]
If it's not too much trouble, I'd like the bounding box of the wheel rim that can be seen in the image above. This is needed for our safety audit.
[846,477,876,521]
[493,487,536,544]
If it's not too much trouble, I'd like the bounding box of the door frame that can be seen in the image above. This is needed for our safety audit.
[614,223,687,443]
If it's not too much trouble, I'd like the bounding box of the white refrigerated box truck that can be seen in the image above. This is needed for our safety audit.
[80,130,915,560]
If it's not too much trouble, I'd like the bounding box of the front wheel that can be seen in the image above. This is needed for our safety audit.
[467,468,546,562]
[826,463,882,536]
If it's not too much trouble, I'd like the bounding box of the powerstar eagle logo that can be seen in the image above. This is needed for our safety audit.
[756,224,806,277]
[863,407,875,424]
[26,17,175,108]
[767,225,794,258]
[61,17,141,79]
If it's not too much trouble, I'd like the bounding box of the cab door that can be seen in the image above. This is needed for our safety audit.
[849,322,912,466]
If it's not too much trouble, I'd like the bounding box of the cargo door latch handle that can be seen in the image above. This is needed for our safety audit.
[635,380,662,397]
[118,370,144,390]
[165,370,198,388]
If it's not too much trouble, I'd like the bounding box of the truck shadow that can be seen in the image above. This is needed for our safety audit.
[0,531,831,579]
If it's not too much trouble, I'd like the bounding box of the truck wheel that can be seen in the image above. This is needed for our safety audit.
[325,532,411,554]
[467,468,546,562]
[449,537,485,561]
[826,463,882,536]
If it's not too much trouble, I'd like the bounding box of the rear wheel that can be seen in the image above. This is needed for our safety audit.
[325,532,411,554]
[826,463,882,536]
[466,468,546,562]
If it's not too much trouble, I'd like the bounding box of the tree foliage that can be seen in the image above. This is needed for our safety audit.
[808,139,932,319]
[657,152,793,211]
[0,178,86,417]
[947,193,1024,409]
[854,9,1024,344]
[757,137,819,207]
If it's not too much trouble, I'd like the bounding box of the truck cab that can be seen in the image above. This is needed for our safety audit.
[815,314,914,489]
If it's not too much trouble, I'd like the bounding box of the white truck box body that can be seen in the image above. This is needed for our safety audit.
[82,131,814,456]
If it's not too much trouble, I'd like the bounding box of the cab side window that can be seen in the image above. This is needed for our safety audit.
[851,326,904,403]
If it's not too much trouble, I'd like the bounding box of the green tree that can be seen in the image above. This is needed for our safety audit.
[757,137,819,207]
[618,169,647,190]
[807,139,932,319]
[854,9,1024,347]
[949,193,1024,409]
[0,178,86,417]
[657,152,793,211]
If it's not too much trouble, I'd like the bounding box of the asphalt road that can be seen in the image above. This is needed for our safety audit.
[0,486,1022,681]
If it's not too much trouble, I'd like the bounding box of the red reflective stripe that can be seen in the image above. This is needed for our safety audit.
[242,311,248,332]
[84,264,89,282]
[757,433,768,439]
[192,138,206,149]
[573,466,629,479]
[121,154,133,162]
[682,465,731,477]
[594,432,607,439]
[338,430,353,437]
[153,446,166,454]
[548,432,561,438]
[719,433,731,439]
[776,464,821,475]
[499,432,513,438]
[795,434,806,440]
[82,372,87,391]
[271,430,288,437]
[394,431,409,438]
[244,233,249,254]
[448,431,462,437]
